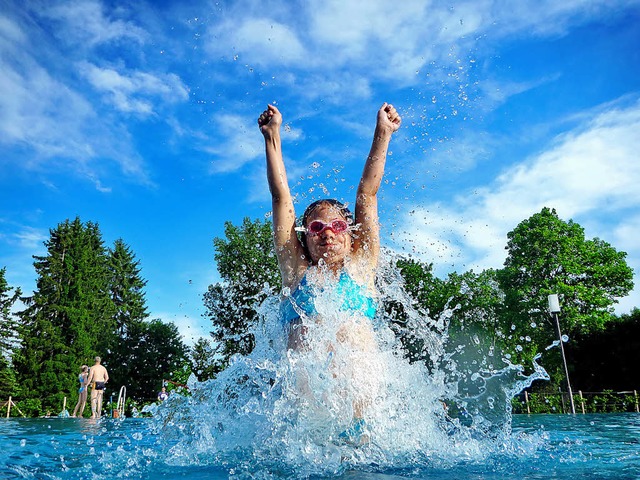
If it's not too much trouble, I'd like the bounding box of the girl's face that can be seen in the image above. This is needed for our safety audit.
[305,204,352,267]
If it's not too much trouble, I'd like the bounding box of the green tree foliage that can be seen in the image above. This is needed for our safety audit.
[499,207,633,334]
[497,207,633,381]
[203,218,280,365]
[395,257,452,318]
[0,267,22,360]
[123,319,189,400]
[108,239,149,336]
[569,308,640,391]
[106,239,150,393]
[13,218,116,411]
[442,269,507,370]
[392,258,507,376]
[0,267,21,398]
[190,337,223,381]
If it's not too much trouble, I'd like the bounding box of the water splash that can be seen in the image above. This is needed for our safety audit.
[144,252,548,477]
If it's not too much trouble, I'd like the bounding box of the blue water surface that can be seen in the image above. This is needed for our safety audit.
[1,413,639,479]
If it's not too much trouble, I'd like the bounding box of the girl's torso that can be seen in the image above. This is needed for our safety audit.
[280,266,377,324]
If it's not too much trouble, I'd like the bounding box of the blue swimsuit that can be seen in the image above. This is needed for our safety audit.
[280,270,377,324]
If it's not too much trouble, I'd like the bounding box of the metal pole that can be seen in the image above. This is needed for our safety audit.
[553,311,576,414]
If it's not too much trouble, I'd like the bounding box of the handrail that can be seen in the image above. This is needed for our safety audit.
[116,386,126,418]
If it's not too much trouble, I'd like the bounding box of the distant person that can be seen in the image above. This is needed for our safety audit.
[87,356,109,419]
[70,365,89,418]
[158,386,168,402]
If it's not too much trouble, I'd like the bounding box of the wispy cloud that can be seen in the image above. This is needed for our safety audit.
[395,97,640,287]
[0,3,157,187]
[78,62,189,116]
[43,0,147,47]
[207,17,305,66]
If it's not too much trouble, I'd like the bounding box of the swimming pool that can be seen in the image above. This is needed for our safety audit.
[2,413,639,479]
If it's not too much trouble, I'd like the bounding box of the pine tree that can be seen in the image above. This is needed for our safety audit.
[106,239,149,394]
[0,267,21,360]
[13,218,116,412]
[0,268,21,398]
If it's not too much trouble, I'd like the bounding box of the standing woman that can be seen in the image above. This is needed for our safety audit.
[71,365,89,418]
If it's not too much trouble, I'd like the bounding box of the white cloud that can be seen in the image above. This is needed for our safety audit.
[203,114,264,173]
[0,8,155,187]
[394,98,640,310]
[201,0,639,89]
[78,62,189,115]
[207,17,305,66]
[44,0,147,47]
[202,112,305,174]
[9,226,49,252]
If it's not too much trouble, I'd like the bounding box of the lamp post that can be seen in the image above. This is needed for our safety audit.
[548,294,576,414]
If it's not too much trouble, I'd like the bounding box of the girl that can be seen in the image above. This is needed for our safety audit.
[258,103,401,434]
[71,364,89,418]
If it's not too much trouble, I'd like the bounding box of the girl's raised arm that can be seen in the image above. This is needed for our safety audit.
[353,103,401,269]
[258,105,306,288]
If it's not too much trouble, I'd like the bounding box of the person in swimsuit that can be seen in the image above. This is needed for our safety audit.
[87,356,109,419]
[258,102,401,432]
[158,386,168,401]
[71,364,89,417]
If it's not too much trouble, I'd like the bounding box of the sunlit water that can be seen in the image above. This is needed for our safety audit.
[2,415,639,479]
[4,258,638,479]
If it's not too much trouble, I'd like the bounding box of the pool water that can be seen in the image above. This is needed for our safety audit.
[1,413,639,479]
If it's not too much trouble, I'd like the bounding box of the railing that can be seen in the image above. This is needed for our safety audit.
[1,397,26,417]
[514,389,640,414]
[115,386,126,418]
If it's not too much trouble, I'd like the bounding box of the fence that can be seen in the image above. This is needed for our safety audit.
[514,389,640,414]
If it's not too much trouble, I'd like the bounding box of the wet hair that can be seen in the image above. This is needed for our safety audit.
[299,199,354,261]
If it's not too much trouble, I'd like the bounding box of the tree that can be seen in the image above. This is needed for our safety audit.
[108,239,149,336]
[0,267,22,399]
[106,239,150,391]
[497,207,633,382]
[392,258,507,379]
[569,308,640,391]
[190,337,223,381]
[123,319,189,400]
[13,218,116,411]
[0,267,22,360]
[203,218,280,366]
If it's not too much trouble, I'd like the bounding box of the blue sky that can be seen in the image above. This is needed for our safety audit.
[1,0,640,345]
